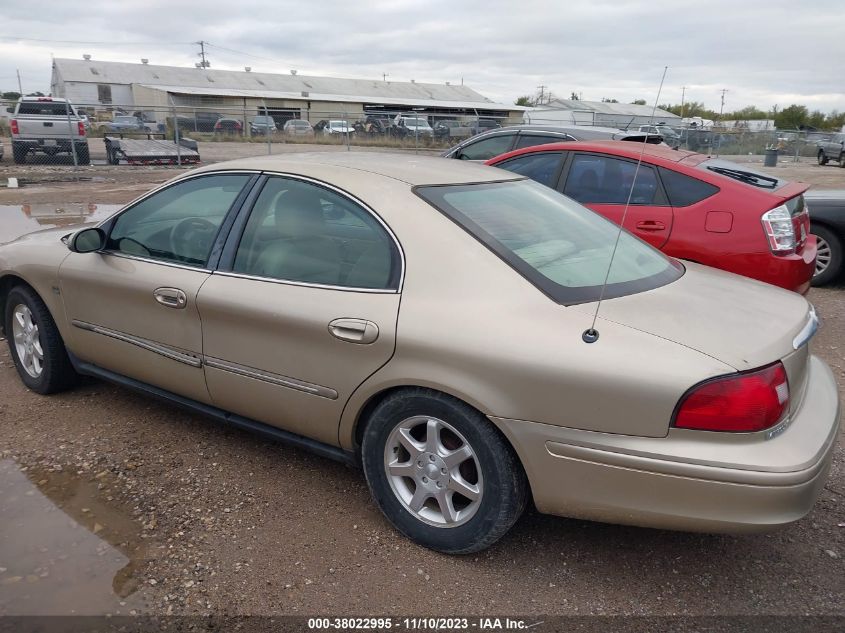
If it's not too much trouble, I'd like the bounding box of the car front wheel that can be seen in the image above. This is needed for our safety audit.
[811,225,843,286]
[818,151,828,165]
[4,286,77,394]
[361,388,528,553]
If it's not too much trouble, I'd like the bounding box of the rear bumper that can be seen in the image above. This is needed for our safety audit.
[14,138,88,152]
[493,354,840,532]
[732,241,817,295]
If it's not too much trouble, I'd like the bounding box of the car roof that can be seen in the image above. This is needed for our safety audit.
[493,139,696,164]
[191,152,522,186]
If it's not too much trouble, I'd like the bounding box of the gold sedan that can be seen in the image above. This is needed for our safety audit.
[0,153,839,553]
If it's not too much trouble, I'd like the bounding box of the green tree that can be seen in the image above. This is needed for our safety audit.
[825,111,845,130]
[732,105,768,120]
[1,91,21,100]
[569,92,580,100]
[774,104,808,130]
[601,97,619,103]
[25,91,45,97]
[631,99,647,106]
[515,95,534,106]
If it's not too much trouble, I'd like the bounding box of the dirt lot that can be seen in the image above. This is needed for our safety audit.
[0,144,842,623]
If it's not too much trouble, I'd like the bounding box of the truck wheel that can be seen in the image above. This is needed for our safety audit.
[811,225,843,286]
[12,144,28,164]
[76,145,90,165]
[817,151,828,165]
[839,153,845,168]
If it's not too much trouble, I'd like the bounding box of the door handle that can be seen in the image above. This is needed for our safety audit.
[153,287,187,309]
[328,318,379,345]
[635,220,666,231]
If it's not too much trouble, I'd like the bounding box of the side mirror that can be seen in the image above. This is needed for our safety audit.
[69,227,106,253]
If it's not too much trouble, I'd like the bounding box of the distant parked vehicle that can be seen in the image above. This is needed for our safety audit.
[104,116,151,133]
[816,133,845,167]
[639,124,681,149]
[363,115,393,135]
[176,112,223,133]
[8,96,90,164]
[283,119,314,137]
[433,120,472,140]
[249,116,277,135]
[467,118,501,135]
[443,124,663,161]
[323,120,353,136]
[393,115,433,138]
[213,118,243,135]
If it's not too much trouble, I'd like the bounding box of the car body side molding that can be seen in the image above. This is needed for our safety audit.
[67,351,356,466]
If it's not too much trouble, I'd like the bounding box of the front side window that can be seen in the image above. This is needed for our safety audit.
[108,174,250,267]
[563,154,660,205]
[232,177,399,290]
[495,152,565,187]
[455,133,516,160]
[514,134,573,150]
[416,179,681,304]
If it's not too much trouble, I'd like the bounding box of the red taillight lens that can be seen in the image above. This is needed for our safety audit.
[78,121,85,136]
[10,119,19,135]
[674,362,789,432]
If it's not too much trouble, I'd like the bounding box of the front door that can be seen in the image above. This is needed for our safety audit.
[197,175,402,446]
[560,152,674,249]
[59,173,254,403]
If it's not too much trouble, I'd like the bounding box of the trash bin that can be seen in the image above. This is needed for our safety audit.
[763,148,778,167]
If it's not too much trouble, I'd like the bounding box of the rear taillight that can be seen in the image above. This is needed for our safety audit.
[761,204,796,254]
[78,121,85,136]
[10,119,19,135]
[673,362,789,432]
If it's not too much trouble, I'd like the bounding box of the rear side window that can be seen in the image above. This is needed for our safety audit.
[563,154,660,205]
[495,152,565,187]
[658,167,719,207]
[455,134,516,160]
[514,134,574,150]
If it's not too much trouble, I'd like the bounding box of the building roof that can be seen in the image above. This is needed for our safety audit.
[534,98,679,119]
[53,58,520,110]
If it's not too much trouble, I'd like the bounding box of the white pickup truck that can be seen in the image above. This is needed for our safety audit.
[7,96,90,164]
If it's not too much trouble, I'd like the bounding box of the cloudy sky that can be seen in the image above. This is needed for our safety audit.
[2,0,843,113]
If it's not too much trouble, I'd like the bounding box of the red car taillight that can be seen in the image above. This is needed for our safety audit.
[10,119,19,135]
[78,121,86,137]
[761,204,796,254]
[673,362,789,432]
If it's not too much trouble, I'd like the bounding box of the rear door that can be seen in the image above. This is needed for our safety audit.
[558,152,674,248]
[196,175,402,446]
[451,131,518,161]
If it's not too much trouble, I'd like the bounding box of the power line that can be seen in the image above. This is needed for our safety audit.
[0,35,192,46]
[203,42,293,68]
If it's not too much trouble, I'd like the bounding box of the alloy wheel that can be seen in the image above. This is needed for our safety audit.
[815,236,832,277]
[384,416,483,527]
[12,304,44,378]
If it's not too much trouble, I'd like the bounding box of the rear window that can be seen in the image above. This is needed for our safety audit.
[658,167,719,206]
[416,180,682,305]
[696,158,785,190]
[16,101,76,116]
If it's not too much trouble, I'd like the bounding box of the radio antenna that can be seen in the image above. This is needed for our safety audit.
[582,66,669,344]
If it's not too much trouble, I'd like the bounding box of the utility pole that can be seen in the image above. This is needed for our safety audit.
[382,72,389,81]
[16,69,23,95]
[196,41,210,68]
[536,85,546,105]
[719,88,728,119]
[679,86,686,119]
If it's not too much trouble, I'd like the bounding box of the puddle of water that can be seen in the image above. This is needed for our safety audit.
[0,203,121,244]
[0,459,150,615]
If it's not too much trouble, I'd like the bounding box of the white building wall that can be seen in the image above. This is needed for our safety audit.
[61,82,134,108]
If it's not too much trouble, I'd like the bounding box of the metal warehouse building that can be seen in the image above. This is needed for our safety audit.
[525,98,680,128]
[49,57,521,126]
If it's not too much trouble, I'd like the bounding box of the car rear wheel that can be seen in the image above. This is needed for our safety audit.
[361,388,528,553]
[817,151,828,165]
[839,153,845,168]
[5,286,77,394]
[12,144,27,164]
[811,225,843,286]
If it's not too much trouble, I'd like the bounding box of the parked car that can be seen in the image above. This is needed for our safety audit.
[804,190,845,285]
[639,124,681,149]
[816,133,845,167]
[0,154,837,553]
[7,96,89,164]
[467,118,501,135]
[362,115,393,135]
[104,116,151,133]
[323,120,353,136]
[487,140,816,294]
[176,112,223,133]
[249,116,277,135]
[393,115,433,137]
[213,118,243,135]
[433,120,473,140]
[282,119,314,137]
[443,124,664,161]
[0,141,4,162]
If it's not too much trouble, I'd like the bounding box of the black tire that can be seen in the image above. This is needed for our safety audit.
[818,151,828,165]
[361,388,528,554]
[811,224,843,287]
[839,153,845,168]
[4,286,77,394]
[12,143,27,164]
[76,145,90,165]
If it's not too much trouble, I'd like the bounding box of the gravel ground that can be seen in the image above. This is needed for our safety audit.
[0,144,842,619]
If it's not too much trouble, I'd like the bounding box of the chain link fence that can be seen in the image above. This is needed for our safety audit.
[1,98,840,169]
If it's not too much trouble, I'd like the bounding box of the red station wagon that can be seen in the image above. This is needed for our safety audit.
[486,141,816,294]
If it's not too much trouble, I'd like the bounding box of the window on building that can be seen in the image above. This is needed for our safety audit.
[97,84,112,104]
